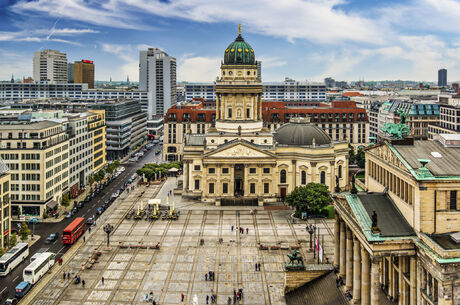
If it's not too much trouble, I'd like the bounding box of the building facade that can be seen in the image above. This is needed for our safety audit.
[333,134,460,305]
[139,48,177,117]
[33,49,68,83]
[88,110,106,171]
[438,68,447,87]
[0,121,69,218]
[0,160,10,249]
[73,60,95,89]
[428,94,460,139]
[181,28,349,204]
[163,100,368,161]
[92,100,147,160]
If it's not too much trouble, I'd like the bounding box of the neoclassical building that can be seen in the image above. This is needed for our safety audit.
[333,134,460,305]
[182,27,349,205]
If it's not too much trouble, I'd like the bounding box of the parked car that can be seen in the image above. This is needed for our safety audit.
[14,282,32,298]
[71,207,78,215]
[45,233,59,244]
[97,207,104,215]
[5,298,18,305]
[77,202,84,209]
[111,192,119,199]
[26,218,40,224]
[84,196,90,203]
[65,212,72,219]
[86,217,94,226]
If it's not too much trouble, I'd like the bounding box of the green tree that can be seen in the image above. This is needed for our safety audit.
[19,222,30,241]
[356,148,365,168]
[61,193,70,207]
[348,143,356,163]
[0,247,4,256]
[285,183,331,215]
[8,233,17,248]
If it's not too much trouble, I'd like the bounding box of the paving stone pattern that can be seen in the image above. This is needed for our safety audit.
[30,181,335,305]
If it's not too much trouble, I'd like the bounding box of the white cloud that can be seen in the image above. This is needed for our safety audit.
[178,56,221,82]
[0,50,32,80]
[0,28,98,45]
[258,57,287,69]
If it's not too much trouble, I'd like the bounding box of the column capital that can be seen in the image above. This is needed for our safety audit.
[311,162,317,167]
[329,161,335,165]
[370,256,382,264]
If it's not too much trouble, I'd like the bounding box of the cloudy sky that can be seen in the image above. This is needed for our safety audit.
[1,0,460,82]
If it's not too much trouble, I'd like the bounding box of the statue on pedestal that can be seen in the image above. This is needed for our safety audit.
[285,249,305,271]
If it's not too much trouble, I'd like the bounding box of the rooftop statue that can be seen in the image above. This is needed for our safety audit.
[380,110,411,139]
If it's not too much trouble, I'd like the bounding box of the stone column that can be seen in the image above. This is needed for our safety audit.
[311,162,317,184]
[334,215,340,269]
[352,237,361,304]
[216,94,220,120]
[339,221,346,277]
[398,257,405,305]
[346,228,353,290]
[292,160,297,189]
[330,161,335,192]
[184,161,189,191]
[361,246,370,305]
[410,257,416,305]
[371,257,381,305]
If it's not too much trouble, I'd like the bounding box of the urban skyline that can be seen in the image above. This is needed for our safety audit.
[1,0,460,82]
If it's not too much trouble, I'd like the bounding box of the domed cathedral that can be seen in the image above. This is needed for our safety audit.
[182,26,349,206]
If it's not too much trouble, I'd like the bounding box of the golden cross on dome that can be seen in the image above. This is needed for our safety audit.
[238,24,241,35]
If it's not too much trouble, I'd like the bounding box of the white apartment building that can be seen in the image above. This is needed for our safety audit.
[139,48,177,117]
[0,82,149,112]
[33,49,68,83]
[0,121,69,219]
[184,78,327,102]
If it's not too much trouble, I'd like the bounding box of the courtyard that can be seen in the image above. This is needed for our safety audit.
[24,178,335,305]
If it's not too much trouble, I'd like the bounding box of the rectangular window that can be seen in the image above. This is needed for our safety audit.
[209,183,215,194]
[223,183,228,194]
[194,165,201,171]
[249,168,256,174]
[263,168,270,174]
[228,108,232,118]
[450,190,457,210]
[264,183,269,194]
[222,168,229,174]
[250,183,256,194]
[194,179,200,190]
[208,168,215,174]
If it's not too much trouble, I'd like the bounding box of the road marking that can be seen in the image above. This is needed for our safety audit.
[57,246,65,254]
[0,287,6,294]
[13,275,18,282]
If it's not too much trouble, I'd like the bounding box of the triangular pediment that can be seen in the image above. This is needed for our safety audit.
[205,141,275,159]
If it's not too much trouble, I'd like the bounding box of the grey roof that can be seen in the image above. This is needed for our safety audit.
[285,272,348,305]
[274,122,331,146]
[0,120,60,130]
[393,140,460,177]
[358,193,415,237]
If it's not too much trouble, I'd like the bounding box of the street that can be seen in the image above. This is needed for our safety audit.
[0,144,162,302]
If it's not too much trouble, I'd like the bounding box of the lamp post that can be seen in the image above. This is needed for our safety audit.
[306,224,315,251]
[103,224,114,249]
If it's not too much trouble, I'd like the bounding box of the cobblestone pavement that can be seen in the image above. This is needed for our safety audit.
[28,179,335,305]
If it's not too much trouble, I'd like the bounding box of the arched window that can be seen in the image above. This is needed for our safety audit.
[280,170,286,183]
[301,171,306,185]
[320,171,326,184]
[338,165,342,178]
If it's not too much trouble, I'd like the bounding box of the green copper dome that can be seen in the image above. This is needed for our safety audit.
[224,27,255,65]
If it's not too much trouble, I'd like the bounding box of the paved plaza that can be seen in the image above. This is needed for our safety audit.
[26,178,336,305]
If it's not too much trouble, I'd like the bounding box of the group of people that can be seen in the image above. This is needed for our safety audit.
[205,271,215,281]
[205,294,217,304]
[145,291,156,304]
[334,268,352,301]
[226,288,244,305]
[231,226,249,234]
[254,262,261,271]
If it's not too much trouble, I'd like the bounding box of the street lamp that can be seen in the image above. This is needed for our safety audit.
[306,224,315,251]
[103,224,114,249]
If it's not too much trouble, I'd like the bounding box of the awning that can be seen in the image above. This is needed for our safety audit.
[46,200,58,210]
[168,168,179,172]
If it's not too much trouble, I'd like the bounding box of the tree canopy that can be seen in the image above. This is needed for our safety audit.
[285,183,331,215]
[136,162,182,180]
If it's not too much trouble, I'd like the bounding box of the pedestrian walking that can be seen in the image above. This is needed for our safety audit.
[83,236,86,242]
[63,272,66,280]
[152,299,156,305]
[231,225,234,231]
[233,289,236,298]
[227,297,232,305]
[233,296,236,305]
[101,277,105,285]
[82,280,85,287]
[181,293,185,302]
[246,228,248,234]
[145,294,149,302]
[88,227,91,233]
[255,263,258,271]
[239,288,243,299]
[67,272,70,279]
[205,273,208,281]
[206,295,209,304]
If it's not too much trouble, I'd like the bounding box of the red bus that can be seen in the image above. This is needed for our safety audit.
[63,217,86,244]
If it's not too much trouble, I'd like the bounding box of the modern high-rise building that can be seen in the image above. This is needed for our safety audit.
[33,49,68,82]
[67,63,74,83]
[74,60,95,89]
[438,68,447,87]
[139,48,177,117]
